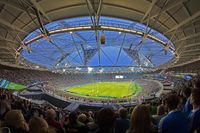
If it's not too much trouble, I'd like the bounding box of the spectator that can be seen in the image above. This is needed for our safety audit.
[158,94,189,133]
[152,104,166,126]
[29,116,55,133]
[115,108,130,133]
[45,109,64,133]
[64,111,87,133]
[95,108,115,133]
[77,113,87,125]
[4,110,28,133]
[87,112,97,132]
[182,87,193,117]
[188,89,200,133]
[126,105,155,133]
[0,101,11,120]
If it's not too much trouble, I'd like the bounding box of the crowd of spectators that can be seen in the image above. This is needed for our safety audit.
[0,74,199,133]
[0,68,139,87]
[0,68,161,104]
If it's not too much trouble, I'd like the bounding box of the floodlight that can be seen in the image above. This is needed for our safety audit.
[88,67,93,72]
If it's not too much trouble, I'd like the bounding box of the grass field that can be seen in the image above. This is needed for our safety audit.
[7,82,27,90]
[0,79,27,91]
[65,81,142,99]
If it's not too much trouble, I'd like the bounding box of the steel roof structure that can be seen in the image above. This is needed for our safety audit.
[0,0,200,72]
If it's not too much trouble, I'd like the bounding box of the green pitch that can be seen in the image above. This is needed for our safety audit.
[65,81,142,99]
[0,79,27,91]
[7,82,27,90]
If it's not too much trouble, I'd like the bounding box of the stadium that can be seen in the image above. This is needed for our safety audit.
[0,0,200,133]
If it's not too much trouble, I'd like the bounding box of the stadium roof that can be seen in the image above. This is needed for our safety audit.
[0,0,200,72]
[20,16,174,72]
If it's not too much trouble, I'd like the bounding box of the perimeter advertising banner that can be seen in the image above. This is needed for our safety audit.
[0,79,27,90]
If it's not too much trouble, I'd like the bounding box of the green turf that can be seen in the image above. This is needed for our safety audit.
[0,79,27,91]
[7,82,27,90]
[65,81,142,99]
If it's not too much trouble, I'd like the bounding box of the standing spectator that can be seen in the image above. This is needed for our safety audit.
[95,108,115,133]
[64,111,87,133]
[45,109,65,133]
[152,104,166,126]
[29,116,55,133]
[188,89,200,133]
[115,108,130,133]
[77,113,87,125]
[4,110,28,133]
[158,94,189,133]
[182,87,193,117]
[126,105,155,133]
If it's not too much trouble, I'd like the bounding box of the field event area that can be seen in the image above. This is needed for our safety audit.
[65,81,142,99]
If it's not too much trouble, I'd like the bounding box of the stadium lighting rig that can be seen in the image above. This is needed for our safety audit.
[75,67,82,71]
[35,66,40,69]
[99,68,104,73]
[88,67,94,73]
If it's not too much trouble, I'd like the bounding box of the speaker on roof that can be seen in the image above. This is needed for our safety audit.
[100,31,106,45]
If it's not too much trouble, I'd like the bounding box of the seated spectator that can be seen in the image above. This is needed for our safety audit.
[4,110,28,133]
[64,111,87,133]
[158,94,189,133]
[77,113,87,125]
[115,108,130,133]
[182,87,193,117]
[152,104,166,126]
[45,109,64,133]
[188,89,200,133]
[29,116,55,133]
[126,104,155,133]
[95,108,115,133]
